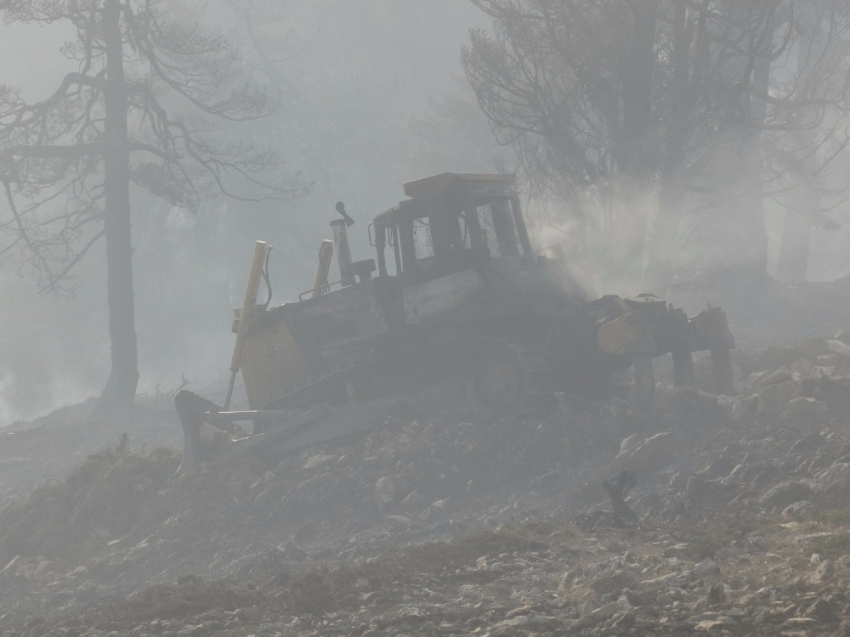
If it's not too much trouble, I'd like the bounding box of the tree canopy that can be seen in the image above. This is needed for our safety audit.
[464,0,850,291]
[0,0,298,408]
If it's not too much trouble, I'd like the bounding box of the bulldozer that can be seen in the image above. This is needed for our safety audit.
[175,173,735,472]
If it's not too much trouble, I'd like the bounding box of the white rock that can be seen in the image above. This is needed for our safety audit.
[0,556,20,577]
[591,602,619,620]
[807,559,835,584]
[827,339,850,357]
[401,490,421,507]
[614,432,673,474]
[783,501,815,521]
[386,515,411,526]
[302,454,334,470]
[663,544,688,558]
[620,434,640,454]
[495,615,529,628]
[374,476,396,504]
[810,463,850,494]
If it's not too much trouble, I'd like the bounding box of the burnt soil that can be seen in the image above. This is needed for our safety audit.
[2,335,850,636]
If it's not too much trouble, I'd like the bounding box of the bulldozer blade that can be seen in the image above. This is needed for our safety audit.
[174,390,221,474]
[175,394,402,473]
[222,397,399,461]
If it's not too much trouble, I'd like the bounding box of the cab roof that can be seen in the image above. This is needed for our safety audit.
[402,172,516,199]
[375,173,517,225]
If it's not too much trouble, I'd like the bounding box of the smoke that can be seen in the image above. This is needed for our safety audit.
[806,210,850,281]
[3,1,850,424]
[525,169,850,310]
[524,184,665,300]
[0,1,489,424]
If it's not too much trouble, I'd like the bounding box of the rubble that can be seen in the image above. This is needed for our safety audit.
[0,333,850,635]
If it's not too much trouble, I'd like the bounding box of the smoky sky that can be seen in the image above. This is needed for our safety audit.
[0,1,848,424]
[0,1,493,423]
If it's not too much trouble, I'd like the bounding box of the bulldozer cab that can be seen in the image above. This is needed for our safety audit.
[374,173,533,284]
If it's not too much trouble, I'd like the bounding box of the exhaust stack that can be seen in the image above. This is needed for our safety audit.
[312,239,334,298]
[332,201,355,287]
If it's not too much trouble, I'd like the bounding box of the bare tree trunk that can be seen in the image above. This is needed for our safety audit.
[735,54,771,278]
[620,0,658,285]
[647,0,689,294]
[716,53,772,307]
[776,199,813,282]
[622,0,657,154]
[776,19,823,284]
[97,0,139,412]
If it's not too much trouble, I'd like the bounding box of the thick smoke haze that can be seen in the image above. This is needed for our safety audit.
[1,0,849,423]
[3,8,850,637]
[0,1,497,423]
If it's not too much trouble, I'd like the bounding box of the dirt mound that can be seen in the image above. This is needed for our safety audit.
[0,399,648,573]
[73,575,262,631]
[0,440,179,564]
[0,398,183,506]
[2,332,850,635]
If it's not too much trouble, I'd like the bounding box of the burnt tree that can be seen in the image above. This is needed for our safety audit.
[0,0,299,410]
[464,0,850,292]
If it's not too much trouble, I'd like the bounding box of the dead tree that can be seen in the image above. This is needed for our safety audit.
[0,0,301,411]
[666,1,850,295]
[464,0,850,292]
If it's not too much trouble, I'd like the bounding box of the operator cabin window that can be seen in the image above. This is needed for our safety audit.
[457,210,475,250]
[476,199,525,258]
[413,217,435,260]
[382,225,401,276]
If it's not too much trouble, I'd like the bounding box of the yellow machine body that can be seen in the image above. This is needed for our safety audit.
[173,173,738,474]
[240,317,310,409]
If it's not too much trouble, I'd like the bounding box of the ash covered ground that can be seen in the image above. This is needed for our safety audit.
[2,335,850,636]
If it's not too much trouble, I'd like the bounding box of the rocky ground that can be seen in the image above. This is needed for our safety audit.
[0,376,249,506]
[1,333,850,636]
[0,397,185,511]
